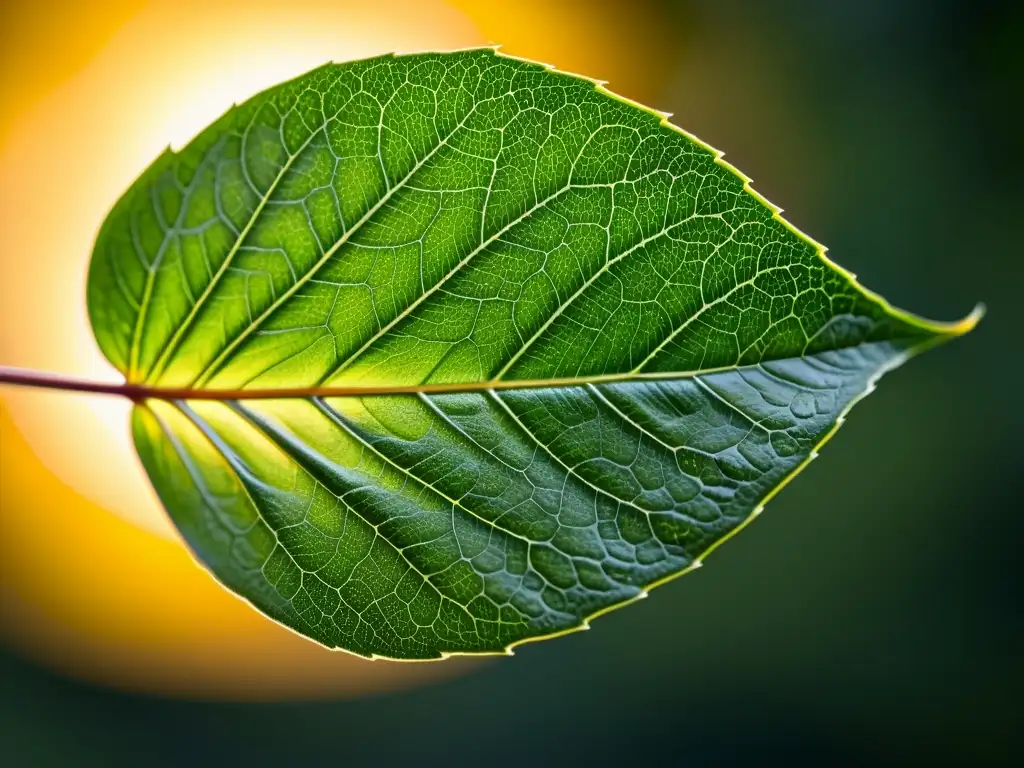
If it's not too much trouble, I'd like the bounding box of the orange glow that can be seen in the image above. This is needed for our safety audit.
[0,0,676,697]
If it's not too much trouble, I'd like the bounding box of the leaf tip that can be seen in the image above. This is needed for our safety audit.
[949,302,986,335]
[897,301,985,345]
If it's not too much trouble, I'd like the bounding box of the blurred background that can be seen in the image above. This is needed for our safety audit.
[0,0,1019,764]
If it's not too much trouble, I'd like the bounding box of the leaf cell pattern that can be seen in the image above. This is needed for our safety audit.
[89,50,966,658]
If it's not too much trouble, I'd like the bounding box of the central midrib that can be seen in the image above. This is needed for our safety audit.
[109,336,932,402]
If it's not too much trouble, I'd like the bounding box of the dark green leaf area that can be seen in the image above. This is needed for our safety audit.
[134,341,907,658]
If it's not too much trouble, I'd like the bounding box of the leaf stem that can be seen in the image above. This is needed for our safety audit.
[0,366,147,400]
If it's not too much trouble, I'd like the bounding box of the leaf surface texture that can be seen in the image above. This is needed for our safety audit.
[88,49,973,658]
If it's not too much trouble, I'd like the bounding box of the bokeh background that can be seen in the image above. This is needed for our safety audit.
[1,0,1019,764]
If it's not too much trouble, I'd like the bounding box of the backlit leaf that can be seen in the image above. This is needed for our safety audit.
[87,49,978,659]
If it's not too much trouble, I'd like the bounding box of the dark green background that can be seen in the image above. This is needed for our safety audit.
[2,0,1020,764]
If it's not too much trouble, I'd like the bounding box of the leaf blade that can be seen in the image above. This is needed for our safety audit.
[88,49,978,659]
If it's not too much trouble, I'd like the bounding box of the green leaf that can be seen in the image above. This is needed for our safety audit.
[87,49,978,659]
